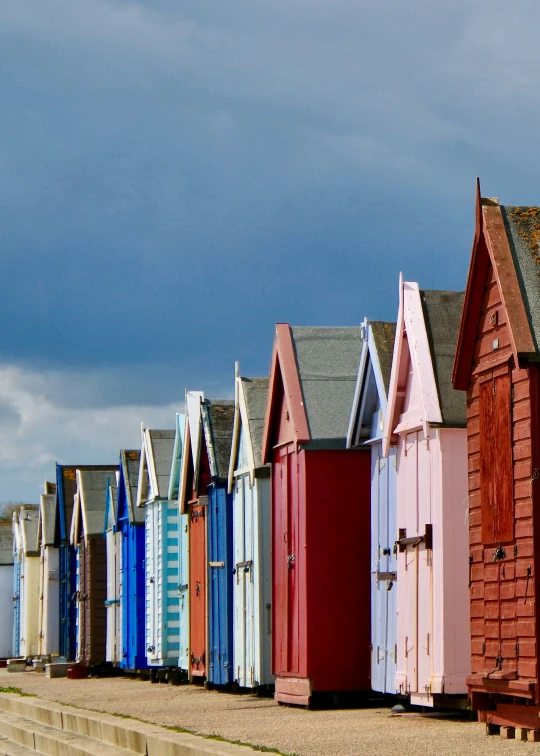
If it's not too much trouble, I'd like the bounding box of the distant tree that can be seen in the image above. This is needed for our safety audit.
[0,502,36,522]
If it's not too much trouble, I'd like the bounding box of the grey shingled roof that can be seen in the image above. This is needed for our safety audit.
[40,494,57,546]
[19,506,40,556]
[121,450,143,524]
[78,468,118,538]
[0,524,13,565]
[290,326,362,447]
[420,290,466,427]
[203,400,235,480]
[148,430,175,498]
[370,321,396,394]
[241,377,269,469]
[501,206,540,355]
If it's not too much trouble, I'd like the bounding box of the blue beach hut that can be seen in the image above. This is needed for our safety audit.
[116,450,146,670]
[201,399,235,687]
[137,428,178,669]
[347,318,397,694]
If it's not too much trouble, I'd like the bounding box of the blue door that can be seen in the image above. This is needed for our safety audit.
[207,485,234,685]
[12,557,20,657]
[371,443,398,693]
[59,544,76,661]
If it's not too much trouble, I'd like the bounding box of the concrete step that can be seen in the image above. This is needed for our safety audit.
[0,735,36,756]
[0,694,258,755]
[0,709,133,755]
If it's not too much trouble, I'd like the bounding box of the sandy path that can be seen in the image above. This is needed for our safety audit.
[1,670,537,756]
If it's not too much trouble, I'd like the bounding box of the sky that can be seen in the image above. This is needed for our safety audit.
[0,0,539,500]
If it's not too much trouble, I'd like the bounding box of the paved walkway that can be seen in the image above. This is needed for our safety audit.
[2,671,537,755]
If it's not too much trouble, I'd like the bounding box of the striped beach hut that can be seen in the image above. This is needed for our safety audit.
[137,428,178,669]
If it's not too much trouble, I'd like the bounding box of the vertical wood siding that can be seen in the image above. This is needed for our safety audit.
[467,261,539,691]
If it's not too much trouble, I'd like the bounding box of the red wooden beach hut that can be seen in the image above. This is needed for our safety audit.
[262,324,371,706]
[453,184,540,732]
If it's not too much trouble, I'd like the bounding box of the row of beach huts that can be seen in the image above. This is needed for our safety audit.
[3,189,540,735]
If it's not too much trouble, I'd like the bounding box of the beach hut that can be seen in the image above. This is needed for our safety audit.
[261,325,371,706]
[168,414,189,672]
[453,189,540,730]
[11,511,21,658]
[104,474,121,665]
[0,523,14,660]
[115,450,146,670]
[56,464,119,662]
[228,371,272,689]
[202,398,235,687]
[137,428,178,669]
[37,483,60,658]
[179,391,207,680]
[15,506,40,659]
[347,319,397,695]
[70,467,118,669]
[382,280,469,706]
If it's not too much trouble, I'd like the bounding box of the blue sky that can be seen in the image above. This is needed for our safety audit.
[0,0,538,499]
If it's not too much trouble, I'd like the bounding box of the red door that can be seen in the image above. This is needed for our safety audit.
[273,446,301,677]
[479,370,516,677]
[189,497,207,677]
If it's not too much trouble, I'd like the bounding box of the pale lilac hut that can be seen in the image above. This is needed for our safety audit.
[382,277,470,706]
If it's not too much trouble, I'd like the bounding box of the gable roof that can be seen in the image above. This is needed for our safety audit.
[71,468,118,544]
[347,319,396,448]
[119,449,142,524]
[19,505,40,556]
[39,493,57,547]
[421,289,466,427]
[228,373,269,489]
[201,400,235,482]
[56,464,119,544]
[383,279,466,455]
[453,182,538,390]
[178,391,205,514]
[168,413,186,501]
[262,324,362,460]
[136,429,175,506]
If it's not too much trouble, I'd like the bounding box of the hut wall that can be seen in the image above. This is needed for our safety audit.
[467,260,540,703]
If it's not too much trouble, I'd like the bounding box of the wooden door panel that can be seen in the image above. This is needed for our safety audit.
[480,373,514,544]
[189,503,206,676]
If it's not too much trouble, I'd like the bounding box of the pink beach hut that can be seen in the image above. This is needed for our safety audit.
[382,277,470,706]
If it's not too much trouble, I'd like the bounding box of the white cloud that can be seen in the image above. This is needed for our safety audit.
[0,364,183,501]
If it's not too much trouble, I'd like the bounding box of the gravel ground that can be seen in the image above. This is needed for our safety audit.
[2,670,539,756]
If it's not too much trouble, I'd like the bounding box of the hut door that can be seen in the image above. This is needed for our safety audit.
[146,505,158,663]
[189,498,206,677]
[75,544,85,663]
[208,488,233,685]
[372,444,398,694]
[274,445,301,677]
[178,512,190,671]
[233,475,255,687]
[398,431,433,696]
[479,371,515,676]
[12,559,20,658]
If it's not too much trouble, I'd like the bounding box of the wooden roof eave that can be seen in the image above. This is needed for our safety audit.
[347,319,391,448]
[483,204,535,362]
[453,182,535,390]
[228,374,258,492]
[178,417,191,515]
[261,324,311,464]
[383,276,405,457]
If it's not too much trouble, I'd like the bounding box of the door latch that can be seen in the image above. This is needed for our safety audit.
[492,545,506,562]
[286,554,295,568]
